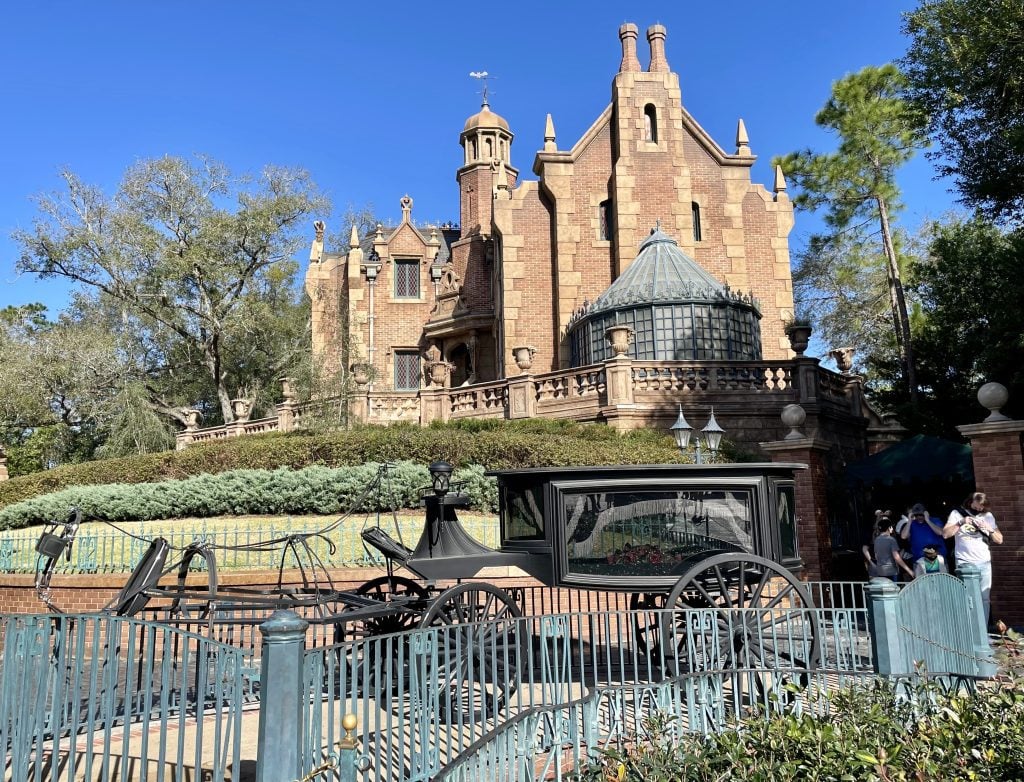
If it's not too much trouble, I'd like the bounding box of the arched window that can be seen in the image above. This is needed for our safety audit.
[644,104,658,143]
[691,202,702,242]
[470,138,478,160]
[485,137,493,158]
[599,199,613,240]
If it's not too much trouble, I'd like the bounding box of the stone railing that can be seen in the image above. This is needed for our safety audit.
[175,356,860,448]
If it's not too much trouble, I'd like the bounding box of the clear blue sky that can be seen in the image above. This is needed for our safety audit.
[0,0,956,315]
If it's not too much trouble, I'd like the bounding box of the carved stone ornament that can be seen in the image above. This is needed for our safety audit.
[828,347,855,374]
[604,325,634,357]
[230,399,253,422]
[785,323,813,356]
[350,363,371,386]
[428,360,451,387]
[279,376,297,401]
[512,345,537,372]
[182,409,203,431]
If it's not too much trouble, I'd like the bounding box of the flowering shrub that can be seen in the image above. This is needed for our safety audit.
[607,543,688,567]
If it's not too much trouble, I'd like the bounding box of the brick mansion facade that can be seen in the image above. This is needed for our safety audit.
[180,22,892,469]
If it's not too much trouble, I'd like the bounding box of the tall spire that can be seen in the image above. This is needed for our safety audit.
[773,165,788,194]
[544,113,557,152]
[735,118,751,156]
[618,23,641,73]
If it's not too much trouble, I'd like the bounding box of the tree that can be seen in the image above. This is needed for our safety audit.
[773,65,928,400]
[14,156,329,425]
[874,216,1024,433]
[901,0,1024,220]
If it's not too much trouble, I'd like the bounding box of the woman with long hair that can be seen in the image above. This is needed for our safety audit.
[944,491,1003,624]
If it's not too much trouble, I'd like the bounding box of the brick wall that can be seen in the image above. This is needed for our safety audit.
[958,422,1024,627]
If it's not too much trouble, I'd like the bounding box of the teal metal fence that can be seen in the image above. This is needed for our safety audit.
[296,600,869,782]
[0,575,992,782]
[0,517,499,575]
[1,613,248,782]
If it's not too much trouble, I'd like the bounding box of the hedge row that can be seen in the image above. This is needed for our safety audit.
[0,462,498,531]
[0,419,683,510]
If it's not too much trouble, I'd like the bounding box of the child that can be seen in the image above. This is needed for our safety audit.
[913,543,948,576]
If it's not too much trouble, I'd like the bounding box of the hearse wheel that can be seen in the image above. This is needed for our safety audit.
[339,575,430,695]
[419,583,526,723]
[661,553,820,682]
[629,592,669,659]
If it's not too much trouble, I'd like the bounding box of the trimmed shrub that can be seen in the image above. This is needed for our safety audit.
[576,675,1024,782]
[0,462,500,530]
[0,421,683,510]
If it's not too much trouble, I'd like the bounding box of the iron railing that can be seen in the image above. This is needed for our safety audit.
[0,613,247,782]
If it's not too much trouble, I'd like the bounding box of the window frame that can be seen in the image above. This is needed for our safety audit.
[393,258,421,300]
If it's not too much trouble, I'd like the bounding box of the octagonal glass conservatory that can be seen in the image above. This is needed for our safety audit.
[567,228,763,366]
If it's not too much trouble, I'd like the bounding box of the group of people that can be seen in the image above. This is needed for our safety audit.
[863,492,1003,622]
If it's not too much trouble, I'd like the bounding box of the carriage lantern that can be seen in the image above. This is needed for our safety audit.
[670,405,725,464]
[429,460,454,497]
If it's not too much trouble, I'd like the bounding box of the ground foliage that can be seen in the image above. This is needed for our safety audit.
[0,419,683,511]
[576,673,1024,781]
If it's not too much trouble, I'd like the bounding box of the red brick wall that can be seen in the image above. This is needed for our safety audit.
[964,429,1024,627]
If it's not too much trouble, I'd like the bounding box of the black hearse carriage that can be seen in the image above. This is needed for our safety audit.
[36,460,817,717]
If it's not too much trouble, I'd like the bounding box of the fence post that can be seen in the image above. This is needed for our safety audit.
[866,577,907,675]
[958,564,996,677]
[256,610,309,782]
[337,713,359,782]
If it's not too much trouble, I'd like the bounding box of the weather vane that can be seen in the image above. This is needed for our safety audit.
[469,71,495,106]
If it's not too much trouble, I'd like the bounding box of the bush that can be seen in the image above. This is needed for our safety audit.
[0,462,503,531]
[0,421,683,510]
[576,676,1024,781]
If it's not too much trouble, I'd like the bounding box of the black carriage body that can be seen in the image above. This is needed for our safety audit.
[490,463,804,591]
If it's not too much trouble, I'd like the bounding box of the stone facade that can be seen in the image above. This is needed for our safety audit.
[306,22,797,398]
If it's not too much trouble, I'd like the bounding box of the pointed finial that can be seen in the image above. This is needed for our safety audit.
[348,224,359,249]
[735,118,751,156]
[656,218,662,231]
[400,195,413,221]
[494,160,509,195]
[773,165,787,194]
[544,113,557,152]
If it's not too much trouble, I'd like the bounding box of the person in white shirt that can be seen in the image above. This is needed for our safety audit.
[944,491,1003,624]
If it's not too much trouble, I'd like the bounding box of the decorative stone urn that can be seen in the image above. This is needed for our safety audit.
[828,346,855,374]
[279,376,297,402]
[230,398,253,422]
[512,345,537,372]
[182,409,203,431]
[604,325,634,357]
[350,363,371,386]
[785,321,813,356]
[427,361,450,388]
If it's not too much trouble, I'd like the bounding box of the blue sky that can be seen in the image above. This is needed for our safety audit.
[0,1,957,315]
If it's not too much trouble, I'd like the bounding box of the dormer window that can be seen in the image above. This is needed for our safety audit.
[644,104,658,143]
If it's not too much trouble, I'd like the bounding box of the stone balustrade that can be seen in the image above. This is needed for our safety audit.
[174,355,860,449]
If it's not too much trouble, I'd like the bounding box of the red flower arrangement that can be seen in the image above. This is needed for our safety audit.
[607,543,687,566]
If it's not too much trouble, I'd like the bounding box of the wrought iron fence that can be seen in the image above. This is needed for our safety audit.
[0,517,499,575]
[1,613,247,782]
[298,602,872,782]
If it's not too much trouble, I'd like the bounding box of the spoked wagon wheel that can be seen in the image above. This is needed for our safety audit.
[338,576,429,695]
[419,583,526,723]
[629,592,668,659]
[660,553,820,685]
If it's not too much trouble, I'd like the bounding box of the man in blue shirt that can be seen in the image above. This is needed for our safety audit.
[901,502,945,570]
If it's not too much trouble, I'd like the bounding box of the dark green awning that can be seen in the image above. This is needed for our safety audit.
[845,434,974,486]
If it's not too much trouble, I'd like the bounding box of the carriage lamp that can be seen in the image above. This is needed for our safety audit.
[429,460,454,497]
[670,405,725,465]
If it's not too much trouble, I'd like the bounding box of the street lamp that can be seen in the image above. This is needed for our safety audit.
[670,405,725,464]
[428,460,454,498]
